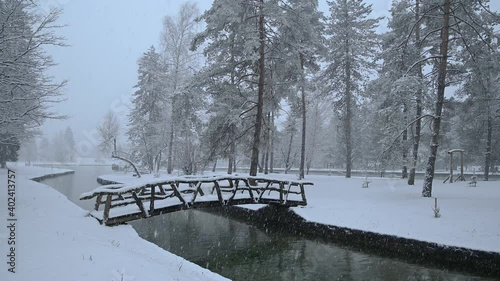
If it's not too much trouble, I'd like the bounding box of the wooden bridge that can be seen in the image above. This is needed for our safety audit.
[80,175,313,226]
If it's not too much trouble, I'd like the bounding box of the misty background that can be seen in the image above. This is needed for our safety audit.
[40,0,396,157]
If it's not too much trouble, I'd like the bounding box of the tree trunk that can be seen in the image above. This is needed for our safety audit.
[422,0,450,198]
[167,121,174,174]
[284,128,295,174]
[408,0,423,186]
[345,55,352,178]
[402,103,408,178]
[264,112,271,174]
[270,111,275,173]
[259,123,267,173]
[484,114,492,181]
[228,141,235,174]
[249,0,265,179]
[299,55,306,180]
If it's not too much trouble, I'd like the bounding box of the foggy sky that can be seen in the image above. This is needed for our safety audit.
[41,0,499,151]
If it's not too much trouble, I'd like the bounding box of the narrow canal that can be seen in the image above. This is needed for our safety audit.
[41,166,495,281]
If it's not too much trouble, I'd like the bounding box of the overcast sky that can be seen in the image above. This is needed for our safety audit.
[41,0,499,148]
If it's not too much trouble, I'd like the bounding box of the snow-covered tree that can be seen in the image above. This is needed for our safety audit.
[160,2,200,174]
[0,1,66,163]
[98,110,120,156]
[321,0,380,178]
[0,134,20,167]
[128,46,169,172]
[456,12,500,180]
[192,0,263,175]
[272,0,323,179]
[64,127,75,162]
[373,0,429,181]
[420,0,500,197]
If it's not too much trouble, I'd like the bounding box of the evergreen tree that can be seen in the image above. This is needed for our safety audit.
[64,127,75,162]
[128,46,169,172]
[456,12,500,180]
[193,0,263,175]
[421,0,499,197]
[321,0,380,178]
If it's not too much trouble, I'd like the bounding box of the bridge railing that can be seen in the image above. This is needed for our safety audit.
[80,175,313,226]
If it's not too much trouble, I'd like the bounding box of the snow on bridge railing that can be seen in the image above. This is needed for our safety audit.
[79,174,313,200]
[79,174,314,226]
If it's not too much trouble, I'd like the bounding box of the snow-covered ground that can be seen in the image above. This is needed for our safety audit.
[294,175,500,253]
[0,165,228,281]
[99,172,500,254]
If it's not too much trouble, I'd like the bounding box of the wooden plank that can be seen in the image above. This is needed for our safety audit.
[95,194,102,211]
[170,182,188,206]
[158,184,166,195]
[213,181,224,205]
[300,183,307,205]
[132,191,147,218]
[284,183,292,203]
[102,194,112,223]
[196,181,205,196]
[279,182,284,203]
[244,179,257,202]
[190,182,203,205]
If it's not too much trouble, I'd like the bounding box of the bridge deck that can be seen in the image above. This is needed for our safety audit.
[80,175,313,226]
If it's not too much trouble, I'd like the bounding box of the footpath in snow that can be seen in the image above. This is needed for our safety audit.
[0,164,228,281]
[99,172,500,254]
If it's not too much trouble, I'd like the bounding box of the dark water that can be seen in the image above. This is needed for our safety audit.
[41,166,495,281]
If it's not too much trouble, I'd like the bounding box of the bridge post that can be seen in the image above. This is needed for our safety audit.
[213,181,224,205]
[103,195,112,223]
[279,182,284,202]
[132,191,147,218]
[149,185,155,213]
[95,194,102,211]
[300,183,307,205]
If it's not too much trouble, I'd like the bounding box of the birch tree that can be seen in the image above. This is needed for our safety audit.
[98,110,120,155]
[160,2,200,174]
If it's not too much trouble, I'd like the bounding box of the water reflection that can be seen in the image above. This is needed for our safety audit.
[39,165,113,210]
[131,210,492,281]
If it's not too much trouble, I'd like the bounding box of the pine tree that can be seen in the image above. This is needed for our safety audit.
[128,46,169,172]
[375,0,428,181]
[273,0,323,179]
[421,0,499,197]
[193,0,263,175]
[456,9,500,180]
[322,0,380,178]
[64,127,75,162]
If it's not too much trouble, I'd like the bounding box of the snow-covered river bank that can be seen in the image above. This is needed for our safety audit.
[1,164,496,280]
[0,165,228,281]
[85,168,499,280]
